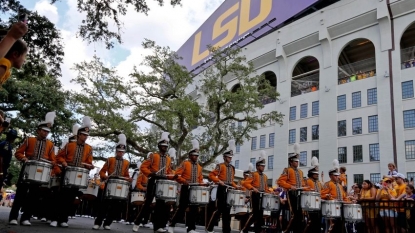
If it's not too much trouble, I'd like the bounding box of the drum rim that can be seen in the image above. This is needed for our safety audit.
[190,186,210,190]
[321,200,343,203]
[156,180,177,184]
[342,203,362,207]
[65,166,89,172]
[25,160,53,167]
[301,191,320,195]
[228,189,245,193]
[107,179,130,185]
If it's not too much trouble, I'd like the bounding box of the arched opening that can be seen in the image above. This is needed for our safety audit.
[259,71,277,104]
[338,39,376,85]
[291,56,320,97]
[400,22,415,69]
[231,83,242,93]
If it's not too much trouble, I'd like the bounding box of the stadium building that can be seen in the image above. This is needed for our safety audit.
[177,0,415,188]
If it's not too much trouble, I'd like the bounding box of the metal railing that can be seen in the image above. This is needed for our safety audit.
[401,46,415,70]
[353,200,415,233]
[338,57,376,85]
[291,72,320,97]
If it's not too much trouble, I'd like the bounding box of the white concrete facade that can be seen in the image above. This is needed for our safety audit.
[186,0,415,188]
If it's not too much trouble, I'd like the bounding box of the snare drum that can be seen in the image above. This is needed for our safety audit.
[63,166,89,188]
[210,185,218,201]
[321,200,342,219]
[155,180,178,203]
[130,191,145,205]
[343,204,363,222]
[262,193,280,211]
[105,178,130,200]
[226,189,246,207]
[189,186,210,205]
[300,191,321,211]
[82,181,100,200]
[23,160,53,184]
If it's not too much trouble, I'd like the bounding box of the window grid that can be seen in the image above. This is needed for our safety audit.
[370,173,381,184]
[338,120,347,137]
[290,107,296,121]
[236,144,241,153]
[338,95,346,111]
[289,129,296,144]
[269,133,275,147]
[312,125,319,140]
[312,101,319,116]
[300,104,308,118]
[338,147,347,164]
[352,92,361,108]
[260,135,266,148]
[354,174,364,185]
[407,173,415,183]
[404,110,415,128]
[353,145,363,163]
[352,118,362,135]
[300,127,307,142]
[367,88,377,105]
[268,155,274,170]
[311,150,319,160]
[368,115,378,133]
[251,137,257,150]
[235,160,239,169]
[405,140,415,159]
[369,143,380,161]
[299,151,307,167]
[250,158,256,165]
[402,81,414,99]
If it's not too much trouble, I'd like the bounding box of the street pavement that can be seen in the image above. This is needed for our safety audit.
[0,206,238,233]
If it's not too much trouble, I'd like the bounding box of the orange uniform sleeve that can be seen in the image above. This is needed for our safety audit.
[321,182,332,200]
[209,164,220,183]
[140,153,153,177]
[175,161,186,184]
[45,141,56,162]
[242,176,254,191]
[99,159,110,179]
[14,138,28,161]
[56,144,68,164]
[277,168,292,190]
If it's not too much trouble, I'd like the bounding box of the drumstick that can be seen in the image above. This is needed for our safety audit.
[156,166,166,174]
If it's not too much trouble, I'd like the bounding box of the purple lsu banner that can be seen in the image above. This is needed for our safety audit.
[176,0,319,73]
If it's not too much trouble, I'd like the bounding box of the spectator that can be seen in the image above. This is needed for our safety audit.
[359,180,377,233]
[376,177,397,233]
[0,22,27,60]
[384,163,398,179]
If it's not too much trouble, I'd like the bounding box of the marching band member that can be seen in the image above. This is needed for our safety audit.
[241,151,271,233]
[133,158,152,227]
[133,132,176,233]
[0,129,18,187]
[206,139,239,233]
[303,156,322,233]
[9,112,60,226]
[168,140,204,233]
[93,134,131,230]
[277,143,309,233]
[321,159,349,233]
[53,119,94,227]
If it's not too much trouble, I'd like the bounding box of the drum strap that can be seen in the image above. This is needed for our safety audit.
[259,173,265,192]
[159,155,166,176]
[293,168,302,188]
[72,144,85,167]
[313,180,321,192]
[225,164,232,184]
[115,158,123,176]
[334,182,342,201]
[33,139,46,160]
[190,162,197,183]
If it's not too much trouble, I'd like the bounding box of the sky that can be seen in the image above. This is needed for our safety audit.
[18,0,224,91]
[15,0,224,170]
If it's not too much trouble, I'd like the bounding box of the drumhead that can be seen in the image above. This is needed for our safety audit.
[65,166,89,172]
[26,160,52,167]
[107,178,130,186]
[228,189,244,194]
[301,191,320,196]
[190,186,209,191]
[157,180,177,185]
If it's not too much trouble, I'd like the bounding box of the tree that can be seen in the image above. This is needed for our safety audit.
[49,0,182,48]
[0,5,73,147]
[70,40,284,166]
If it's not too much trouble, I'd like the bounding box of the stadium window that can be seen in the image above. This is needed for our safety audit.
[403,110,415,128]
[338,120,346,137]
[353,145,363,163]
[338,95,346,111]
[290,106,296,121]
[369,143,379,161]
[338,147,347,163]
[402,81,414,99]
[352,92,361,108]
[367,88,377,105]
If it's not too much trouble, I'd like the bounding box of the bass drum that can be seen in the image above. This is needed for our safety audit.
[210,185,218,201]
